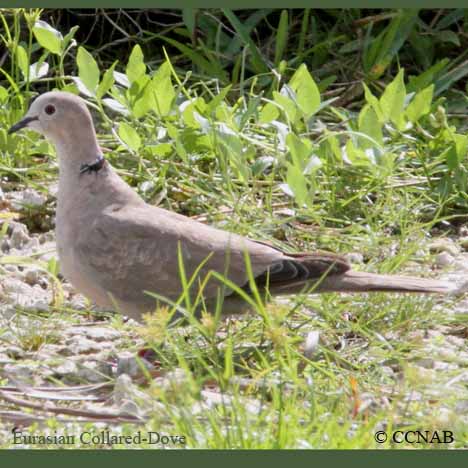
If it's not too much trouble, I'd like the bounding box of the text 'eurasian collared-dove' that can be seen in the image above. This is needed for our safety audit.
[8,92,457,320]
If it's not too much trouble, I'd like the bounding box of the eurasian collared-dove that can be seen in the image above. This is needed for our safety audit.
[8,92,455,320]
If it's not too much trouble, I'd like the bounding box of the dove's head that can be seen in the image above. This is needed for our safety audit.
[9,91,97,149]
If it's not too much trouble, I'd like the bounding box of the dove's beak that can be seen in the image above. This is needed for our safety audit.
[8,115,39,134]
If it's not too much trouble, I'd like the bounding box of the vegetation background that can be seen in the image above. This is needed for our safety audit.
[0,8,467,449]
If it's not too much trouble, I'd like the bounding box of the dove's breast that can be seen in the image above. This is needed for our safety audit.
[56,217,116,309]
[55,187,118,310]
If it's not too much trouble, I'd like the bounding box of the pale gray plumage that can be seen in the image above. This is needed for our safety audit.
[8,92,456,320]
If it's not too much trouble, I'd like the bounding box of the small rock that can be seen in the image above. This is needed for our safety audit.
[68,326,121,342]
[452,256,468,273]
[23,267,43,286]
[139,181,155,194]
[76,360,113,383]
[0,352,13,364]
[346,252,364,264]
[2,277,33,295]
[67,294,89,310]
[411,366,436,384]
[54,360,78,377]
[10,188,47,210]
[61,284,75,294]
[434,252,454,268]
[0,331,16,342]
[5,345,25,359]
[459,237,468,251]
[414,358,434,369]
[303,331,320,359]
[116,351,155,378]
[38,232,55,243]
[429,239,459,256]
[1,239,10,252]
[25,237,40,251]
[455,400,468,413]
[113,374,161,416]
[433,361,453,371]
[23,188,47,207]
[4,363,34,384]
[65,337,104,355]
[438,348,457,361]
[8,221,31,249]
[446,335,465,348]
[86,327,121,342]
[33,344,66,360]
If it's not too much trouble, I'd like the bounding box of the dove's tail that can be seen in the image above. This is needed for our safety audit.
[250,251,454,296]
[307,270,454,294]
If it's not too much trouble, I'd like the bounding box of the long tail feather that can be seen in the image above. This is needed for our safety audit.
[258,252,456,295]
[304,270,454,294]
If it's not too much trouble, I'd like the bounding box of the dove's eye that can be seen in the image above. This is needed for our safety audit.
[44,104,56,115]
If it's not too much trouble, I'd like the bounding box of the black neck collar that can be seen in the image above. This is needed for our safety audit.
[80,154,105,175]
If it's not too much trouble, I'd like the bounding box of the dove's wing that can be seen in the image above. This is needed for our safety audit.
[74,204,285,305]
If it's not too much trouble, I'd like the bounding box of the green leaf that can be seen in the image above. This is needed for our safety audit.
[222,9,269,75]
[151,61,175,117]
[61,83,79,95]
[258,102,279,124]
[15,45,29,79]
[362,83,384,122]
[379,69,406,129]
[126,45,146,84]
[286,133,312,170]
[405,85,434,122]
[358,105,383,148]
[367,11,418,79]
[225,9,272,57]
[118,121,141,152]
[76,46,100,94]
[217,131,251,182]
[32,20,63,55]
[148,143,173,157]
[408,30,433,70]
[239,93,263,129]
[445,145,458,171]
[207,85,232,115]
[407,59,449,93]
[286,163,309,207]
[0,86,8,103]
[181,97,207,128]
[223,337,234,381]
[273,91,298,124]
[454,134,468,159]
[436,30,460,46]
[215,103,232,124]
[63,25,79,50]
[435,9,465,29]
[128,75,152,119]
[345,139,371,166]
[167,122,188,161]
[289,64,320,119]
[435,60,468,96]
[96,61,117,100]
[317,75,337,93]
[274,10,289,67]
[449,134,468,171]
[182,8,197,36]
